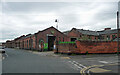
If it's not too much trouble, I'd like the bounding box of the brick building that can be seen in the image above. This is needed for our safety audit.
[35,26,69,51]
[13,35,25,49]
[5,40,12,48]
[22,34,36,50]
[5,26,120,53]
[64,28,120,41]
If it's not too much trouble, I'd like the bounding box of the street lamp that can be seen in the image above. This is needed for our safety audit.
[117,11,119,55]
[55,19,58,53]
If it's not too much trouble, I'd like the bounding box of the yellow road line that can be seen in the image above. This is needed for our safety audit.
[80,65,104,75]
[89,68,111,73]
[61,57,70,59]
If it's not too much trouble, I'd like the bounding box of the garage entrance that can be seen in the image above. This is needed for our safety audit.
[48,35,56,51]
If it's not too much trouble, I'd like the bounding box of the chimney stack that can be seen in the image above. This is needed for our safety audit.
[104,28,111,30]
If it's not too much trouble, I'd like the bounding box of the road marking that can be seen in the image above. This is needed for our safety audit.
[80,65,104,75]
[99,61,109,64]
[61,57,70,59]
[85,58,93,59]
[73,61,87,68]
[88,68,111,73]
[68,61,87,72]
[74,64,83,69]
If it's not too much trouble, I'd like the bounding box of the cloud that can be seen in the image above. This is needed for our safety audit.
[0,1,118,42]
[1,0,119,2]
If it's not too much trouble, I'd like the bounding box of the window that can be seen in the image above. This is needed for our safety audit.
[59,37,61,42]
[31,39,33,47]
[29,40,31,46]
[63,37,64,42]
[27,40,28,48]
[71,38,77,42]
[80,35,81,37]
[112,35,116,40]
[107,35,110,40]
[95,37,96,39]
[88,36,91,39]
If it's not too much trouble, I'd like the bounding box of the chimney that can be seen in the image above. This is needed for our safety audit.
[104,28,111,30]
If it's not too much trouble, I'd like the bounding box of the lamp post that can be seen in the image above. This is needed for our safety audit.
[55,19,58,53]
[117,11,119,55]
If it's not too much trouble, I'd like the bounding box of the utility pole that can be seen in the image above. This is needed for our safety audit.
[117,11,119,55]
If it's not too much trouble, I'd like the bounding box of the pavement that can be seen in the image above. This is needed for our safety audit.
[2,48,120,75]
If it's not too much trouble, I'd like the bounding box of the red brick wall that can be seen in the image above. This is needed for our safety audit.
[31,35,36,49]
[23,37,30,49]
[56,41,120,54]
[76,41,120,53]
[56,43,78,53]
[68,29,80,38]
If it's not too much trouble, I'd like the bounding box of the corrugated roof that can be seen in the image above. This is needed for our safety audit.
[63,31,70,35]
[98,29,117,35]
[76,29,118,36]
[76,29,99,36]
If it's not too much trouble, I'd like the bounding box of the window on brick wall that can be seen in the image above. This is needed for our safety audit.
[63,37,64,42]
[88,36,91,39]
[112,35,116,40]
[95,37,96,40]
[71,38,77,42]
[80,35,81,37]
[29,40,30,47]
[27,40,28,48]
[107,35,110,40]
[59,37,61,42]
[31,39,33,48]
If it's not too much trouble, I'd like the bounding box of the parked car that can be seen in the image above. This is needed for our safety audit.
[0,46,5,53]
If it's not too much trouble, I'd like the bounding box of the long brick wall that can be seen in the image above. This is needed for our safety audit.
[57,43,78,53]
[76,41,120,53]
[56,41,120,54]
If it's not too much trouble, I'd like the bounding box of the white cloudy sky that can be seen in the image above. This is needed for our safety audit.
[0,0,120,42]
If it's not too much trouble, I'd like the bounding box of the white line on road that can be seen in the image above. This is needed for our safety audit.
[74,64,83,69]
[69,61,87,70]
[99,61,109,64]
[73,61,87,68]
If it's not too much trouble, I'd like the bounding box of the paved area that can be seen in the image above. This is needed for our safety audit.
[2,48,119,75]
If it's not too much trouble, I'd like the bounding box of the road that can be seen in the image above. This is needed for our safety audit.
[2,48,80,74]
[2,48,120,75]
